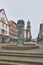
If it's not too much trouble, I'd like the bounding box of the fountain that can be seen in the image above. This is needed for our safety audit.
[2,19,39,50]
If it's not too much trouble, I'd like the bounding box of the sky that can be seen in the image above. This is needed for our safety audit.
[0,0,43,38]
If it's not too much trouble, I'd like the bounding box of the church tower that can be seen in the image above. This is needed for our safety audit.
[26,20,32,42]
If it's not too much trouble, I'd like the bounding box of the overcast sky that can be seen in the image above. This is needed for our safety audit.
[0,0,43,38]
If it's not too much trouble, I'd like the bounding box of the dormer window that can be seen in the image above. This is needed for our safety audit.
[1,10,5,15]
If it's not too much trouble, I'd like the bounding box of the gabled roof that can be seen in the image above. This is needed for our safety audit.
[0,9,8,22]
[0,9,4,12]
[8,20,17,26]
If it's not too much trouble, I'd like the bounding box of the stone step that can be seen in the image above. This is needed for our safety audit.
[0,53,43,58]
[0,52,43,58]
[0,51,43,65]
[0,61,39,65]
[0,61,17,65]
[0,51,43,55]
[0,56,43,64]
[0,61,29,65]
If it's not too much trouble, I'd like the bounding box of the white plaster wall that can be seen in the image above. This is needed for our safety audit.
[0,10,9,36]
[0,22,2,34]
[0,28,1,34]
[0,11,7,24]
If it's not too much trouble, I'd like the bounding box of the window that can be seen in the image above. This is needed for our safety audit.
[4,24,7,28]
[6,24,7,28]
[1,29,7,34]
[2,23,7,28]
[2,23,4,27]
[1,29,5,34]
[10,32,17,37]
[1,17,5,21]
[6,31,7,34]
[2,11,5,15]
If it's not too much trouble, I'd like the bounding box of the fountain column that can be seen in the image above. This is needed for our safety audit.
[17,20,24,46]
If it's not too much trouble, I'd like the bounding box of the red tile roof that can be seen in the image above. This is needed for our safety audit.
[8,20,17,26]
